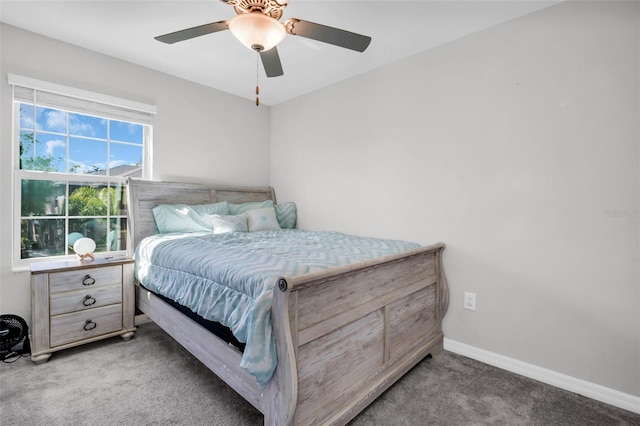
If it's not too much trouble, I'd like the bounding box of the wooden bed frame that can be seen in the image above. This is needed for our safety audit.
[127,178,449,425]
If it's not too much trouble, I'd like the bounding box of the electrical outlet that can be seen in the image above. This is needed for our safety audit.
[464,292,476,311]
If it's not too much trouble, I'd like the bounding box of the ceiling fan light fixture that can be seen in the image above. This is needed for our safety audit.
[228,12,286,52]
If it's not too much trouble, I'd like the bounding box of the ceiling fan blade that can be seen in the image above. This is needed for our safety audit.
[260,47,284,78]
[155,21,229,44]
[285,19,371,52]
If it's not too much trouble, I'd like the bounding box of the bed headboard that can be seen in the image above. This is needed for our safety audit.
[126,178,276,256]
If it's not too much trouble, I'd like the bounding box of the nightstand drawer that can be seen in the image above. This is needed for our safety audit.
[50,284,122,316]
[50,304,122,347]
[49,265,121,293]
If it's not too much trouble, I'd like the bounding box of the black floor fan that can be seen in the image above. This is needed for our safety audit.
[0,314,30,362]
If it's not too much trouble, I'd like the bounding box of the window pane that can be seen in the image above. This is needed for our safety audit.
[36,133,67,172]
[69,218,107,253]
[69,137,107,174]
[21,218,66,259]
[69,112,107,139]
[21,179,66,216]
[68,182,109,217]
[110,120,143,144]
[109,218,127,251]
[19,104,35,129]
[20,132,65,172]
[110,183,127,215]
[37,107,67,133]
[110,142,143,177]
[19,131,35,170]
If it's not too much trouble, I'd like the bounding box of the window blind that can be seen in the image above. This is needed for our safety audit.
[9,74,156,125]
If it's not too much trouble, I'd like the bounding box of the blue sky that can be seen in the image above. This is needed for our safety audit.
[19,104,143,174]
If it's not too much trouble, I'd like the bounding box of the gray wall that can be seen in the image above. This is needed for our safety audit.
[0,24,271,327]
[270,1,639,396]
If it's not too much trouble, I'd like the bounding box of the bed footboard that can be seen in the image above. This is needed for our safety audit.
[267,242,448,425]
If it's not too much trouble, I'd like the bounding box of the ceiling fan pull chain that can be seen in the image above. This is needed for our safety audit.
[255,51,260,107]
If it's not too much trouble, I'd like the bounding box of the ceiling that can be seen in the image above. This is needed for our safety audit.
[0,1,560,106]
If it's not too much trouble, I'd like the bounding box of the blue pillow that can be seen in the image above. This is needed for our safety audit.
[152,201,229,234]
[275,202,296,229]
[188,201,230,216]
[227,200,274,215]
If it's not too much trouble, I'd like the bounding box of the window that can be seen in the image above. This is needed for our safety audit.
[10,75,155,266]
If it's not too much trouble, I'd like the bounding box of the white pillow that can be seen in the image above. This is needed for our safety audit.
[246,207,281,232]
[210,214,248,234]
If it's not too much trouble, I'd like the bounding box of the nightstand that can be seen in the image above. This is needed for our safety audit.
[30,257,136,363]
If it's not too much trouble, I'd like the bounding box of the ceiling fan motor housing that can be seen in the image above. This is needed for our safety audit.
[222,0,289,20]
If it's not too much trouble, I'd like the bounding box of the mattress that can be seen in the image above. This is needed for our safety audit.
[150,288,246,352]
[135,229,421,386]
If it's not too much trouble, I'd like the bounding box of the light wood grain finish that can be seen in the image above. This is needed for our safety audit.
[296,310,385,424]
[30,258,136,362]
[49,265,122,293]
[279,244,445,426]
[388,284,437,359]
[50,304,122,347]
[50,284,122,316]
[30,273,50,360]
[122,262,136,332]
[29,256,132,274]
[295,251,436,346]
[127,179,449,426]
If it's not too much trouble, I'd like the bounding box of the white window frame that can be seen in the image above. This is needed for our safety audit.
[10,74,156,270]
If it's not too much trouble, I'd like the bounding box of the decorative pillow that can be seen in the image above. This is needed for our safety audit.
[227,200,274,215]
[210,214,248,234]
[275,202,297,229]
[152,202,228,234]
[189,201,229,216]
[246,207,281,232]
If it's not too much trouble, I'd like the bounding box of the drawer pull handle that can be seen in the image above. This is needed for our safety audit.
[82,275,96,286]
[83,295,97,306]
[84,320,97,331]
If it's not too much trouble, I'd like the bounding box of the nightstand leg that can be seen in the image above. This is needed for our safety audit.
[120,331,135,341]
[31,353,52,364]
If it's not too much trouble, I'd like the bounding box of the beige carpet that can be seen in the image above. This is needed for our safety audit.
[1,322,638,425]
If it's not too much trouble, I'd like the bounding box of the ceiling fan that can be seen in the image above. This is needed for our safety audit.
[154,0,372,78]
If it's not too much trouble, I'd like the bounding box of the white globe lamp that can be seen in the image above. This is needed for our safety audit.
[73,237,96,261]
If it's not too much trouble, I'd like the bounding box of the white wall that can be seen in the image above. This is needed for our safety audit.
[0,24,271,326]
[271,1,640,397]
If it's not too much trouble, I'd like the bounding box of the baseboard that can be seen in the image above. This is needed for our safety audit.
[443,338,640,415]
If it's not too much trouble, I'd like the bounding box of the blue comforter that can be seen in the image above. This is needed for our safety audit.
[135,229,420,386]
